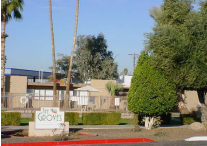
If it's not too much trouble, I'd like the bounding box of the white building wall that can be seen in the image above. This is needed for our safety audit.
[117,75,132,87]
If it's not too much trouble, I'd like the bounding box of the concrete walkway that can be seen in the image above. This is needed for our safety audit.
[1,125,188,130]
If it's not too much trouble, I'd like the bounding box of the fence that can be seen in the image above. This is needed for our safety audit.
[1,92,129,113]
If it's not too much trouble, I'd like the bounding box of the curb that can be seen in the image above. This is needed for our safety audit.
[1,138,154,146]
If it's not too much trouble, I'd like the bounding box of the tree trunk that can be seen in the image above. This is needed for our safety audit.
[197,89,207,125]
[1,16,7,92]
[64,0,79,109]
[177,91,190,114]
[49,0,57,107]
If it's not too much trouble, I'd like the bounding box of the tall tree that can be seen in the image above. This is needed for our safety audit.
[49,0,57,106]
[145,0,207,124]
[128,52,176,130]
[49,53,80,82]
[75,33,118,82]
[64,0,79,109]
[1,0,23,91]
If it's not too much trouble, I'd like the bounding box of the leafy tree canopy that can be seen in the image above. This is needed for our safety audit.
[145,0,207,91]
[49,34,118,83]
[127,52,177,115]
[49,53,80,83]
[75,33,118,82]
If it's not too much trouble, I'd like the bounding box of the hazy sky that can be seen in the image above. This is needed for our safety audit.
[5,0,164,74]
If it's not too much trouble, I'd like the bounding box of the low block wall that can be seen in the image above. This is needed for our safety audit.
[29,122,69,136]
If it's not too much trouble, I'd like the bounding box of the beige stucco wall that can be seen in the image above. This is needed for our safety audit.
[29,121,69,136]
[90,79,117,96]
[90,79,127,110]
[8,76,27,93]
[4,76,27,108]
[184,90,200,112]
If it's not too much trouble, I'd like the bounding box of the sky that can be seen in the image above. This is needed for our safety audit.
[5,0,164,75]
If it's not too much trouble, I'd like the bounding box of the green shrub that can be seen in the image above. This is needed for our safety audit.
[82,113,121,125]
[180,114,196,125]
[65,112,79,125]
[32,113,35,121]
[1,112,21,126]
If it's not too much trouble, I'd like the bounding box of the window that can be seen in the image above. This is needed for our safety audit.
[45,90,53,100]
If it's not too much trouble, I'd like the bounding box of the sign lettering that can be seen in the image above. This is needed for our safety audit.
[35,107,64,129]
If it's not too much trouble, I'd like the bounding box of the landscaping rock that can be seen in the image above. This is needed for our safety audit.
[190,122,205,131]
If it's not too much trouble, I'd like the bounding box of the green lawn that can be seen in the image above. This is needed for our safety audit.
[171,113,180,118]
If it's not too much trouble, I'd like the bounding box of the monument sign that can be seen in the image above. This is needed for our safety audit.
[35,107,64,129]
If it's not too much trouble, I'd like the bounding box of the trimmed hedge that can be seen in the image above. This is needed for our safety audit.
[82,113,121,125]
[65,112,79,125]
[32,112,79,125]
[32,113,35,121]
[1,112,21,126]
[180,114,196,125]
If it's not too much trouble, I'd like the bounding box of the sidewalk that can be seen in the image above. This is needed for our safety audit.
[1,125,188,130]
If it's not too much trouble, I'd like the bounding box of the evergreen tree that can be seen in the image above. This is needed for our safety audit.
[128,52,176,129]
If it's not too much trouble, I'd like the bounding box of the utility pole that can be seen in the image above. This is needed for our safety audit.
[128,53,139,71]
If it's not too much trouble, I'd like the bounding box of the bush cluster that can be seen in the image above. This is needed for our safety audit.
[180,114,196,125]
[82,113,121,125]
[1,112,21,126]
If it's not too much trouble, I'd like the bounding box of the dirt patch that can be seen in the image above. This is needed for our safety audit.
[1,129,96,143]
[78,128,207,141]
[1,127,207,143]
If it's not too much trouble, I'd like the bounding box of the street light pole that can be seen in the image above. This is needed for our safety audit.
[114,53,121,59]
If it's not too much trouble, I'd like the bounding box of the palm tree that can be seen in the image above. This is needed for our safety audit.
[105,82,123,108]
[64,0,79,109]
[123,68,128,75]
[49,0,57,106]
[1,0,24,92]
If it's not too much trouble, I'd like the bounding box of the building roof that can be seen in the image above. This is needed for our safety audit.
[75,85,101,92]
[5,68,52,79]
